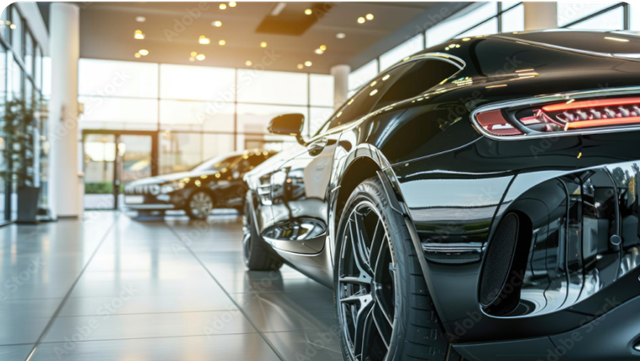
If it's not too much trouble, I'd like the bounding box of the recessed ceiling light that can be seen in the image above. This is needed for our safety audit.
[366,13,374,20]
[246,60,252,66]
[136,16,146,22]
[219,39,226,46]
[229,1,236,7]
[213,20,222,27]
[315,49,323,54]
[196,54,206,61]
[304,61,312,67]
[9,24,16,30]
[319,45,326,51]
[304,9,312,15]
[219,3,227,10]
[336,33,346,39]
[191,51,198,57]
[189,56,195,62]
[134,53,141,58]
[260,41,267,48]
[134,30,145,40]
[139,49,149,56]
[297,64,304,69]
[199,35,210,45]
[357,17,365,24]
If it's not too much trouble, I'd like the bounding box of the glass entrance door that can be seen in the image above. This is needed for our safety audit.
[83,131,156,210]
[116,134,153,210]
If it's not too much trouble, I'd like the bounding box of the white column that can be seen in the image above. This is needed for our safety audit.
[49,3,80,218]
[524,2,557,31]
[330,64,351,110]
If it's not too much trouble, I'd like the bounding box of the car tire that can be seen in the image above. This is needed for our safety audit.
[186,190,214,220]
[334,176,462,361]
[243,200,283,271]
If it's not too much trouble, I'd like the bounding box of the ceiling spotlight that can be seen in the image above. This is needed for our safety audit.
[315,49,323,54]
[9,24,16,30]
[357,17,365,24]
[191,51,198,57]
[136,16,146,22]
[260,41,267,48]
[134,30,145,40]
[189,56,195,62]
[304,8,312,15]
[304,61,312,67]
[319,45,326,51]
[366,13,374,20]
[219,39,226,46]
[134,53,141,58]
[336,33,346,39]
[297,64,304,69]
[198,35,210,44]
[213,20,222,27]
[219,3,227,9]
[229,1,236,7]
[139,49,149,56]
[246,60,252,66]
[196,53,206,61]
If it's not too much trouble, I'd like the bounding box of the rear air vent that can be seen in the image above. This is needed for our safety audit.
[480,212,532,316]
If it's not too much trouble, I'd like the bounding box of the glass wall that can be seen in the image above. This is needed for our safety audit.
[78,59,334,175]
[348,1,638,94]
[350,2,524,92]
[0,5,46,223]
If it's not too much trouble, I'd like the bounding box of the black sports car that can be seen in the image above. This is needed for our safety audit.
[242,30,640,361]
[124,150,275,219]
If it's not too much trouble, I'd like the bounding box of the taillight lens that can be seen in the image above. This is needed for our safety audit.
[475,96,640,137]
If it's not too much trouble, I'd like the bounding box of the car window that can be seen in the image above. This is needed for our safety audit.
[374,59,461,109]
[327,63,414,130]
[191,154,240,172]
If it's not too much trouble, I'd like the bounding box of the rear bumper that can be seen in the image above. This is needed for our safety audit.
[455,294,640,361]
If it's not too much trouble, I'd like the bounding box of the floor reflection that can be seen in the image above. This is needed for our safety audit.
[0,211,340,361]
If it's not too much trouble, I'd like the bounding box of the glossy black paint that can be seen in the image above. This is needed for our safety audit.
[124,150,275,213]
[244,30,640,360]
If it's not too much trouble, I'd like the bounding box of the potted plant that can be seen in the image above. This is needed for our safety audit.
[2,99,40,223]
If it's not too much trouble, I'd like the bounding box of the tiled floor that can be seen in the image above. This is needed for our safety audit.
[0,212,343,361]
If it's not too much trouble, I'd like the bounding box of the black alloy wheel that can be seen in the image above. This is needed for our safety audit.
[335,177,461,361]
[338,200,396,361]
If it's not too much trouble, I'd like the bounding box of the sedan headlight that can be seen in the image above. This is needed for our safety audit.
[160,180,185,194]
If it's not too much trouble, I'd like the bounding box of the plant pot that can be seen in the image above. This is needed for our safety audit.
[17,186,41,224]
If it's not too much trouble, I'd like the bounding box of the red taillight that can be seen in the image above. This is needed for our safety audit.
[475,96,640,137]
[476,110,522,135]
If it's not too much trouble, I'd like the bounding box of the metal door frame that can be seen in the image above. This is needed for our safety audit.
[82,130,159,210]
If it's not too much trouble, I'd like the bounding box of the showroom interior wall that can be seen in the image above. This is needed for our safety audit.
[0,3,47,223]
[1,1,639,220]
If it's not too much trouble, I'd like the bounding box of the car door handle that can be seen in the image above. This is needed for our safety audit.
[307,138,328,156]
